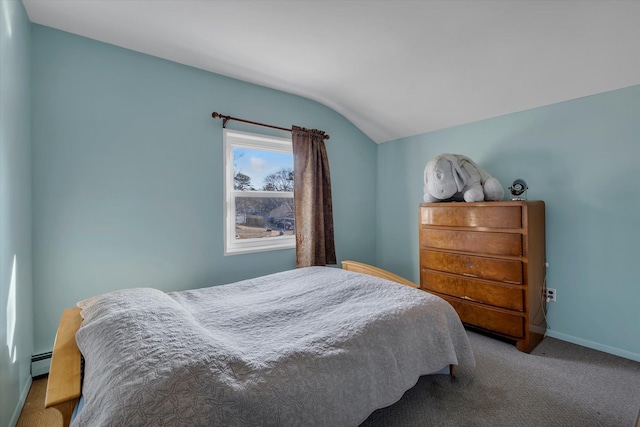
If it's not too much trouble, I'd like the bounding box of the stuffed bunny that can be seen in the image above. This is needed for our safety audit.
[423,154,504,202]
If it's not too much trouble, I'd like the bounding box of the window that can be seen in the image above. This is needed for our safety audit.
[224,129,295,255]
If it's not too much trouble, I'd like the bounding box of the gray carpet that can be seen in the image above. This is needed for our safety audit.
[360,330,640,427]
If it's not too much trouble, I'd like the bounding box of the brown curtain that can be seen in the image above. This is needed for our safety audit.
[292,126,336,267]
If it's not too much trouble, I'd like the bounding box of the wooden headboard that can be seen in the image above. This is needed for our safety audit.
[341,260,419,288]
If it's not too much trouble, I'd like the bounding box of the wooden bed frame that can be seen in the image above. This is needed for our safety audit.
[44,260,452,425]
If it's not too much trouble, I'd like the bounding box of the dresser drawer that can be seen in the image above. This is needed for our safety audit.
[439,295,525,338]
[420,229,523,256]
[421,250,523,284]
[421,270,524,311]
[420,205,522,229]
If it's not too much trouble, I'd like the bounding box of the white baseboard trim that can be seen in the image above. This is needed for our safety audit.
[546,330,640,362]
[10,377,32,427]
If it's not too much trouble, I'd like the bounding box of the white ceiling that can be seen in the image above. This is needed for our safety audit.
[23,1,640,143]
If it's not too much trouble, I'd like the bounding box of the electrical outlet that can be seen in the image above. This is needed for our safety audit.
[544,288,556,302]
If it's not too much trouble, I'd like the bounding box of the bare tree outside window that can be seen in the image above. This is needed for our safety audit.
[263,168,293,192]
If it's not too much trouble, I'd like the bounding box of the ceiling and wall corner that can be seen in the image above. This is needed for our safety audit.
[21,0,640,143]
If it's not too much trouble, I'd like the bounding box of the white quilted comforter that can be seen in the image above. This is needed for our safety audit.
[73,267,474,426]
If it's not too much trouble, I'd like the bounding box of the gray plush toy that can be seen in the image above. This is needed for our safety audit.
[423,154,504,202]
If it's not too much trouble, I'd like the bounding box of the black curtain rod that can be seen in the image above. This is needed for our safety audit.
[211,112,330,140]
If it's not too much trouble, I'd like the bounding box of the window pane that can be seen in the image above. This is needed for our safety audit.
[233,148,293,192]
[224,129,295,255]
[235,196,295,240]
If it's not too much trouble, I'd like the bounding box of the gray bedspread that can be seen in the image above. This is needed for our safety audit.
[73,266,474,427]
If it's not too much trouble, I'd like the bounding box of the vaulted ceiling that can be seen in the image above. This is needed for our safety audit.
[23,1,640,143]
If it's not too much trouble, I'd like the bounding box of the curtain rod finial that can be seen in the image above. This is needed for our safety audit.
[212,112,231,127]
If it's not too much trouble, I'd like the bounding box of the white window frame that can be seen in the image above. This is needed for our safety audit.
[223,129,295,255]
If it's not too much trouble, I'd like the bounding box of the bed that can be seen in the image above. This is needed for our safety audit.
[44,260,474,426]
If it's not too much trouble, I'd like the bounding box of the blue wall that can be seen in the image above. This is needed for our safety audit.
[0,0,34,425]
[31,25,378,355]
[376,85,640,361]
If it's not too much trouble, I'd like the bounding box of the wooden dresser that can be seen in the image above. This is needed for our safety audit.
[419,201,546,353]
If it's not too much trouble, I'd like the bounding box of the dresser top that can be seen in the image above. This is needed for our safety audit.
[420,200,544,208]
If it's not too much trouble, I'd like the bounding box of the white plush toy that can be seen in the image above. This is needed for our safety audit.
[423,154,504,202]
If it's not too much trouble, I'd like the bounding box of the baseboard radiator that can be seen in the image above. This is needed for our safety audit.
[31,352,52,377]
